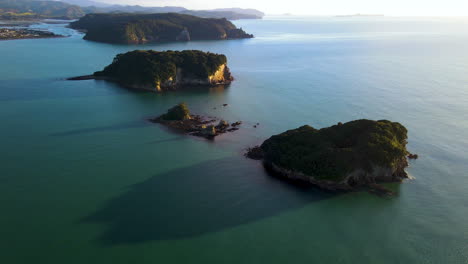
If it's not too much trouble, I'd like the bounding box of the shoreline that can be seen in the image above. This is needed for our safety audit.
[0,28,65,41]
[67,74,233,92]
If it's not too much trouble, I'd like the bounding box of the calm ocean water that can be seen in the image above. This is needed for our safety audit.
[1,16,468,263]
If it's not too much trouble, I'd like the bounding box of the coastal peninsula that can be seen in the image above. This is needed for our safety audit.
[247,119,415,194]
[69,50,233,92]
[69,13,253,44]
[151,103,242,139]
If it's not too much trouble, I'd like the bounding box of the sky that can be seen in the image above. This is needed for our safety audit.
[97,0,468,16]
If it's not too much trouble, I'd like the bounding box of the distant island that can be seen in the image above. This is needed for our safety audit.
[0,28,62,40]
[179,9,263,20]
[247,119,417,195]
[151,103,242,139]
[69,13,254,44]
[69,50,233,91]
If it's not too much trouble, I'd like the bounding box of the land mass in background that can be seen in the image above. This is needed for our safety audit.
[0,0,265,20]
[69,13,253,44]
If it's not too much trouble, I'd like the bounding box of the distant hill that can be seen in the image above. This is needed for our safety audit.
[0,0,84,19]
[0,0,264,20]
[58,0,109,8]
[69,13,254,44]
[60,0,264,20]
[81,4,187,14]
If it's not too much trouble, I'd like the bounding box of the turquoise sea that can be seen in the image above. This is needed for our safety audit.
[1,16,468,263]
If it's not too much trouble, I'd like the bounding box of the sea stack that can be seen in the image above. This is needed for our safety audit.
[151,103,241,139]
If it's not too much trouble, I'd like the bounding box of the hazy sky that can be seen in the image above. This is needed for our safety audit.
[98,0,468,16]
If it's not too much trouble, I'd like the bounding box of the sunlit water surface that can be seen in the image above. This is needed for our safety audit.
[1,16,468,263]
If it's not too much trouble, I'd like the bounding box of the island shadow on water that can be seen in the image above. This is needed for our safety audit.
[48,84,229,138]
[78,79,232,94]
[83,157,338,245]
[49,120,152,137]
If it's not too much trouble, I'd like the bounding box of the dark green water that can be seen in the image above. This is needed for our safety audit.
[1,17,468,263]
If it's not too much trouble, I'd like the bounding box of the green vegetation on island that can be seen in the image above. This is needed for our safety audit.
[94,50,232,90]
[247,119,412,190]
[83,50,232,91]
[69,13,253,44]
[160,103,191,121]
[0,28,61,40]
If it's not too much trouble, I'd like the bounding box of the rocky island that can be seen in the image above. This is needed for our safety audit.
[247,119,416,195]
[69,13,253,44]
[69,50,234,91]
[150,103,241,139]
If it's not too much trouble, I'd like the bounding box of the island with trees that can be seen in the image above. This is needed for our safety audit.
[247,119,417,195]
[69,13,254,44]
[0,28,62,40]
[69,50,234,91]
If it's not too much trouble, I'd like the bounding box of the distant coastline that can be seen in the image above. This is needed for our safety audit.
[0,0,264,21]
[0,28,63,41]
[336,13,385,17]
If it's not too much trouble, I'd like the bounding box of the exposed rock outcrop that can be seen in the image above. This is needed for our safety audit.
[151,103,242,139]
[176,28,191,41]
[168,64,233,90]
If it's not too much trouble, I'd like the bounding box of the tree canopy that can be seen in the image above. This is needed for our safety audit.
[94,50,228,87]
[259,119,409,182]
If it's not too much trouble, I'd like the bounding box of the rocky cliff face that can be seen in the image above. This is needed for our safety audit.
[262,158,409,191]
[153,64,233,91]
